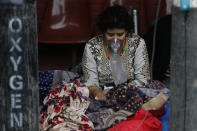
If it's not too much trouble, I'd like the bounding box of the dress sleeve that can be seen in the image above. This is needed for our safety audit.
[130,38,151,86]
[82,43,99,87]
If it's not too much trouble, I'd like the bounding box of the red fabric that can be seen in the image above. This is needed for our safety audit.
[150,106,166,118]
[108,108,162,131]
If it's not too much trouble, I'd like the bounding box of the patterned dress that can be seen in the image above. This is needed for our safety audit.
[82,34,150,88]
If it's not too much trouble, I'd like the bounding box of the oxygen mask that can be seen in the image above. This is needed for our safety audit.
[109,39,122,56]
[109,38,127,86]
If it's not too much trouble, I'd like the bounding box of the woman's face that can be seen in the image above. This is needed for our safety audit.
[104,28,127,41]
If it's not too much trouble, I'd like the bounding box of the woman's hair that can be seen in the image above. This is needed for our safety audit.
[96,5,133,33]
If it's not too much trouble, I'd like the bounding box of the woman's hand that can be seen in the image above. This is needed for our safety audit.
[88,85,110,101]
[94,89,109,101]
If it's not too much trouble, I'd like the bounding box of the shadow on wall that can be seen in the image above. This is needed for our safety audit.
[143,15,172,82]
[38,43,85,70]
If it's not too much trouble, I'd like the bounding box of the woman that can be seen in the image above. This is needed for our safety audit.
[82,5,150,100]
[82,5,169,130]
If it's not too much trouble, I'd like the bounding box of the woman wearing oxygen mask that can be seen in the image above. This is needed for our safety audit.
[82,5,150,100]
[82,5,169,130]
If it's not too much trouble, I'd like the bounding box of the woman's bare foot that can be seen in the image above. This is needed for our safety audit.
[142,92,168,110]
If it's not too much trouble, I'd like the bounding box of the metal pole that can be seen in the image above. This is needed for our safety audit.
[132,9,138,35]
